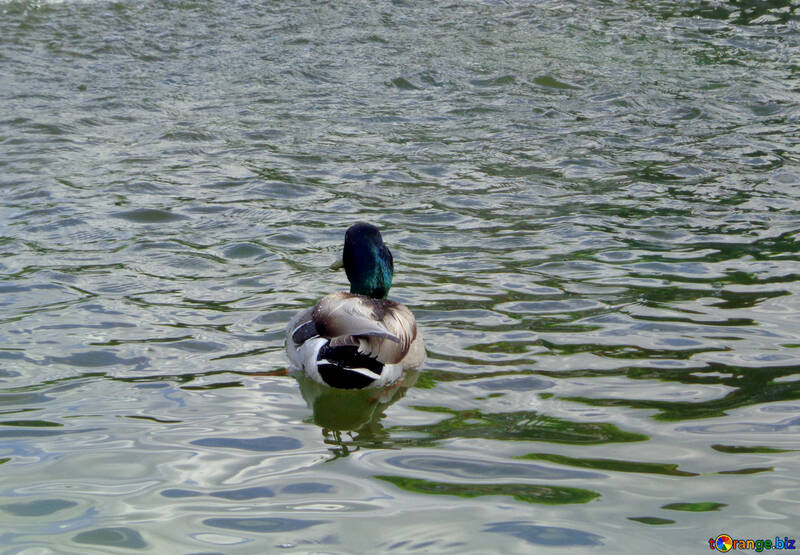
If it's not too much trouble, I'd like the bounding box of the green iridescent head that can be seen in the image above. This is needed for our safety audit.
[342,223,394,299]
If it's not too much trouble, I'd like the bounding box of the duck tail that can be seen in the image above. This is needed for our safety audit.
[315,344,384,389]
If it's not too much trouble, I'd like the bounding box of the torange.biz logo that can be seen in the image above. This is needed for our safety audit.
[709,534,796,552]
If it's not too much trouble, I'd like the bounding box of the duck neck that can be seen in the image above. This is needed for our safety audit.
[349,251,392,299]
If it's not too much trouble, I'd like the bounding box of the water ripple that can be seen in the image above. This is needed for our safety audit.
[1,0,799,551]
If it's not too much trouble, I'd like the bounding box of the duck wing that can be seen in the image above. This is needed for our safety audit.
[366,300,417,364]
[312,292,417,364]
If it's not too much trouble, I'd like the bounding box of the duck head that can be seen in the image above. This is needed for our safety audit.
[343,223,394,299]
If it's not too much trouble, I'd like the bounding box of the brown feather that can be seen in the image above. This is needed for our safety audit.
[312,292,418,365]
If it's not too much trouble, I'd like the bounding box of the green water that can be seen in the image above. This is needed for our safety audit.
[1,0,799,552]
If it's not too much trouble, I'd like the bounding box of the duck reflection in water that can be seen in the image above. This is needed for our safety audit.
[293,370,419,458]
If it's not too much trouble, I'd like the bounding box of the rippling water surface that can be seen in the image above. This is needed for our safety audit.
[2,0,799,552]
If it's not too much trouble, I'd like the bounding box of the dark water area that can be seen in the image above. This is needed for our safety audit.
[1,0,799,552]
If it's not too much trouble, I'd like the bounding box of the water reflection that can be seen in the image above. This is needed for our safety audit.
[484,521,604,547]
[387,406,649,446]
[72,527,147,550]
[375,475,600,505]
[293,371,419,457]
[659,0,799,25]
[1,0,799,550]
[554,361,800,421]
[202,517,327,534]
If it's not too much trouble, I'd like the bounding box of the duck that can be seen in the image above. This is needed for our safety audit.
[285,222,424,389]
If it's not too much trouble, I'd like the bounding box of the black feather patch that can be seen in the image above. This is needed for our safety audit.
[318,344,383,374]
[292,321,318,344]
[317,364,375,389]
[316,344,384,389]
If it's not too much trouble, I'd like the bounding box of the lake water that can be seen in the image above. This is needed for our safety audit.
[1,0,799,552]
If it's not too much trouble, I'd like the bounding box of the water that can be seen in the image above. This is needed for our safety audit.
[1,0,799,552]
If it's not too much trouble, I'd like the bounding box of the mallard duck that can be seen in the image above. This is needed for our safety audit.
[286,223,424,389]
